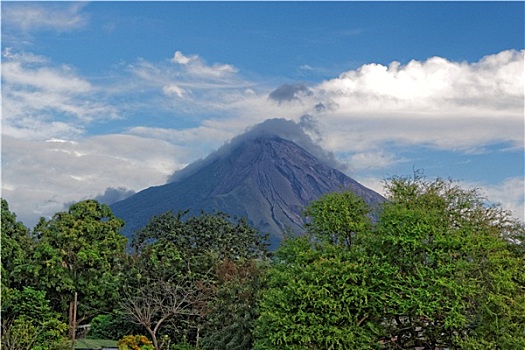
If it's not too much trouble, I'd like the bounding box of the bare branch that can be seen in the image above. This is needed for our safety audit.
[119,277,207,350]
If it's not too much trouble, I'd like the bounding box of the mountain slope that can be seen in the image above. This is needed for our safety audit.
[111,135,385,246]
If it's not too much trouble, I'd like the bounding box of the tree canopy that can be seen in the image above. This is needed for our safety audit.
[122,210,269,349]
[1,199,33,291]
[2,174,523,350]
[31,200,128,342]
[255,176,525,349]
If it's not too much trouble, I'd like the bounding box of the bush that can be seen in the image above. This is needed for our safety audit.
[117,335,154,350]
[90,312,139,340]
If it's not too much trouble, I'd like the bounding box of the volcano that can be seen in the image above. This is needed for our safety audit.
[111,133,384,247]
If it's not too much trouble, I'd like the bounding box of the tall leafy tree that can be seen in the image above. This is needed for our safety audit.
[374,175,525,349]
[255,236,387,349]
[31,200,128,343]
[1,198,33,290]
[201,259,268,350]
[255,192,385,349]
[1,199,70,349]
[1,287,69,350]
[255,177,525,349]
[122,210,269,348]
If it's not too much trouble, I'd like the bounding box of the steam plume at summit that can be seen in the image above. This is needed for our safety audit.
[168,118,345,183]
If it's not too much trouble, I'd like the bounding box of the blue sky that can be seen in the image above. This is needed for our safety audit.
[1,1,524,227]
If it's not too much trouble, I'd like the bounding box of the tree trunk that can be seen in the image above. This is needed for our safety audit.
[69,292,78,349]
[146,326,159,350]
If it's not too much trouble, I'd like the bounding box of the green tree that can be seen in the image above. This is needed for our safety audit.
[1,199,70,350]
[1,287,69,350]
[255,234,390,350]
[31,200,128,344]
[201,259,268,350]
[255,177,525,349]
[303,191,372,248]
[374,175,525,349]
[1,198,33,290]
[255,192,385,349]
[122,211,269,348]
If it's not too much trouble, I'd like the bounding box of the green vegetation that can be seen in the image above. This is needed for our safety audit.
[2,175,524,349]
[255,175,525,349]
[121,210,269,350]
[31,200,128,344]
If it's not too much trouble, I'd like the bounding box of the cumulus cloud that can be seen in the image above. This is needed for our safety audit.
[317,50,523,107]
[171,51,193,65]
[311,50,524,152]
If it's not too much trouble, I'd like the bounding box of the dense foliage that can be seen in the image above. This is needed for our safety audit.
[121,210,269,350]
[255,176,525,349]
[2,175,524,349]
[31,200,128,342]
[1,200,69,350]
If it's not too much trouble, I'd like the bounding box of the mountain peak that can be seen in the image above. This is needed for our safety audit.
[111,133,384,247]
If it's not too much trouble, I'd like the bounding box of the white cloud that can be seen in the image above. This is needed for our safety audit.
[171,51,193,65]
[306,50,524,153]
[125,53,257,118]
[2,48,523,228]
[316,50,523,111]
[163,84,187,98]
[133,51,241,91]
[1,50,118,140]
[3,52,91,93]
[345,151,408,171]
[1,134,188,228]
[2,2,89,33]
[464,177,525,222]
[170,50,238,78]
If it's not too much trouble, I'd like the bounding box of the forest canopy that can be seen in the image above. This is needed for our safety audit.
[2,175,524,349]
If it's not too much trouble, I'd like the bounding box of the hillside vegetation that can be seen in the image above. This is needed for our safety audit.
[2,176,524,349]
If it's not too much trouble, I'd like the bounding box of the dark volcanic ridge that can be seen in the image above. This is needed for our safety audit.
[111,120,385,247]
